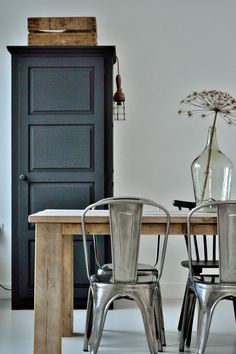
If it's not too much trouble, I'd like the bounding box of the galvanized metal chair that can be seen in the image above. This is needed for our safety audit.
[81,197,170,354]
[180,201,236,354]
[173,200,219,348]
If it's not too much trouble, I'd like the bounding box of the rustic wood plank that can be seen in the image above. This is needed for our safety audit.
[34,223,63,354]
[62,235,74,337]
[62,223,109,235]
[28,209,216,224]
[28,16,97,31]
[61,222,217,236]
[28,32,97,46]
[28,209,217,235]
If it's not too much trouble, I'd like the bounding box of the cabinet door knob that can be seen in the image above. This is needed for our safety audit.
[19,174,28,181]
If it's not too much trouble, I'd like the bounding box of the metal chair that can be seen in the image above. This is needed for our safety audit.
[173,200,236,351]
[173,200,218,349]
[81,197,170,354]
[180,201,236,354]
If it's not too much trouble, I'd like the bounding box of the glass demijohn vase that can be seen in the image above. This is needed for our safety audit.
[191,126,233,211]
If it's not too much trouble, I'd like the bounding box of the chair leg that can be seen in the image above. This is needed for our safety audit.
[195,294,219,354]
[154,302,163,352]
[156,283,166,347]
[178,283,188,331]
[179,287,195,352]
[83,286,93,351]
[233,298,236,321]
[134,287,159,354]
[195,308,213,354]
[186,294,196,348]
[89,286,113,354]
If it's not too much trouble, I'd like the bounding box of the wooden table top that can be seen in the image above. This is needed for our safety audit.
[28,209,217,235]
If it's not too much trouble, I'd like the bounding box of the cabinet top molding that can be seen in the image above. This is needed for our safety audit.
[7,46,116,62]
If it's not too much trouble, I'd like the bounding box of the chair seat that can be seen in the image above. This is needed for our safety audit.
[99,263,158,276]
[92,269,157,284]
[181,260,219,273]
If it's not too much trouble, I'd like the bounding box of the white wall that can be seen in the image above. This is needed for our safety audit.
[1,0,236,300]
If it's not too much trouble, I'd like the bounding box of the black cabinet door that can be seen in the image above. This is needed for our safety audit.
[8,46,116,309]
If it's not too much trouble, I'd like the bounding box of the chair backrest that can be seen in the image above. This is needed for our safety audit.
[217,202,236,283]
[109,200,142,282]
[81,196,170,284]
[173,200,217,266]
[187,201,236,284]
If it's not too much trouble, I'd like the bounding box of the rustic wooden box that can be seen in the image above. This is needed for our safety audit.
[28,17,97,46]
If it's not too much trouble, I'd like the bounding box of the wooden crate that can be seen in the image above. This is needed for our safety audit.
[28,32,97,46]
[28,17,97,46]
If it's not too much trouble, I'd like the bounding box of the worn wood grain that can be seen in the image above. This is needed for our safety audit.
[61,222,217,236]
[28,17,97,31]
[62,235,74,337]
[34,223,63,354]
[28,32,97,46]
[29,210,217,236]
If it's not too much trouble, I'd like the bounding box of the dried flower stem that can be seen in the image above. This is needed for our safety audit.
[200,111,217,202]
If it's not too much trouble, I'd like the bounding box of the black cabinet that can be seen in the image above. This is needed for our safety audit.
[7,46,116,309]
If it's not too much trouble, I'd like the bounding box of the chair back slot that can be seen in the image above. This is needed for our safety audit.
[110,202,142,283]
[212,235,217,261]
[203,235,208,261]
[154,235,161,265]
[184,234,188,249]
[193,235,200,261]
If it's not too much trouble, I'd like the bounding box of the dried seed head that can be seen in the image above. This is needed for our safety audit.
[179,89,236,125]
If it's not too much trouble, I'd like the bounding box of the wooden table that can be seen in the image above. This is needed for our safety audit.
[28,209,217,354]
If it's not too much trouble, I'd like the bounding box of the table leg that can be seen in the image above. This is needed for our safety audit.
[62,234,74,336]
[34,223,63,354]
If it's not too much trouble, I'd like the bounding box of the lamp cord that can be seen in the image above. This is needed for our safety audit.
[116,56,120,75]
[0,283,11,291]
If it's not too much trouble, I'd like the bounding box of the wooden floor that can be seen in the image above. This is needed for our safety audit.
[0,299,235,353]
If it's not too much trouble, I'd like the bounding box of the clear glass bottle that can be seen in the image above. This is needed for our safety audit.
[191,126,233,211]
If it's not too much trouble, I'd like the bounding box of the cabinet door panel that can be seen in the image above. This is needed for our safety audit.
[29,66,94,113]
[29,124,94,170]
